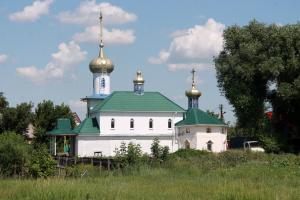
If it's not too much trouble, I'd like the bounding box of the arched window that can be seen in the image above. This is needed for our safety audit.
[207,140,213,151]
[101,78,105,88]
[149,119,153,129]
[130,118,134,129]
[168,119,172,129]
[111,118,115,129]
[206,128,211,133]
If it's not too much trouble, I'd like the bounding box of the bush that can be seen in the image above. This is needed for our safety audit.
[170,148,212,158]
[114,142,142,167]
[0,131,31,177]
[27,144,57,178]
[150,137,170,162]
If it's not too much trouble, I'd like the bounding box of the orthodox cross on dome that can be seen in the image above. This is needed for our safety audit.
[191,68,196,85]
[100,12,103,45]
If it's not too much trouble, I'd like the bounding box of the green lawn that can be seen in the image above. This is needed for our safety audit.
[1,151,300,200]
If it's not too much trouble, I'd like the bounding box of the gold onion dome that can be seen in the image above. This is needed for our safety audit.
[89,11,114,74]
[133,70,145,84]
[186,69,201,98]
[185,82,202,98]
[89,43,114,73]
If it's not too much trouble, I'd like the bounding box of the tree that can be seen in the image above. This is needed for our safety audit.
[150,137,169,162]
[0,92,9,133]
[34,100,76,144]
[1,102,34,134]
[0,131,31,176]
[214,20,300,149]
[0,92,8,112]
[206,110,220,119]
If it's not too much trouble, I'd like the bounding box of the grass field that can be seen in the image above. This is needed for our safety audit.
[1,151,300,200]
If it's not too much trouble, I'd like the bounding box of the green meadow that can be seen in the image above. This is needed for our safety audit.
[1,151,300,200]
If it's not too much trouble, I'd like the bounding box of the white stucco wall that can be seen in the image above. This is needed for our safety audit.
[95,111,183,136]
[178,125,227,153]
[76,111,184,157]
[76,135,178,157]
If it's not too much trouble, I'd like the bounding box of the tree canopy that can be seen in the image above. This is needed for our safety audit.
[34,100,76,144]
[214,20,300,150]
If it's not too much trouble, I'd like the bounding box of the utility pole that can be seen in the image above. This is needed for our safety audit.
[219,104,226,122]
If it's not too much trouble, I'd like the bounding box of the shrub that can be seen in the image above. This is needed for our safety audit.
[150,137,170,162]
[27,144,57,178]
[114,142,142,167]
[170,148,212,158]
[0,131,31,177]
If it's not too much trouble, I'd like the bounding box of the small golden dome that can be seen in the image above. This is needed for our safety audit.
[133,70,145,84]
[89,43,114,73]
[185,83,202,98]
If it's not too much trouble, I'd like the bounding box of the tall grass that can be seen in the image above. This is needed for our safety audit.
[1,151,299,200]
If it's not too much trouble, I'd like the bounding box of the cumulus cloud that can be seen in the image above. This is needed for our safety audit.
[8,0,53,22]
[0,54,9,64]
[55,1,137,26]
[148,18,225,72]
[16,41,87,85]
[69,99,86,115]
[72,26,136,45]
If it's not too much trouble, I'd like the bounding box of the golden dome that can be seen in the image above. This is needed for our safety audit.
[133,70,145,84]
[89,43,114,73]
[185,82,202,98]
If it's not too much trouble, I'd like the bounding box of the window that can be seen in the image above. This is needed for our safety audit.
[149,119,153,129]
[206,128,211,133]
[111,118,115,129]
[168,119,172,129]
[207,140,213,151]
[130,118,134,129]
[101,78,105,88]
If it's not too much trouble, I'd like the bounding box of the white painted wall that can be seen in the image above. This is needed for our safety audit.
[178,125,227,153]
[95,111,183,136]
[76,135,178,157]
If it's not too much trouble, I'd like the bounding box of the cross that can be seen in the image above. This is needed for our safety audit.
[100,12,103,43]
[191,68,196,84]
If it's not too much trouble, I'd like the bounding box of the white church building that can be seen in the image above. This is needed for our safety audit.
[46,13,227,157]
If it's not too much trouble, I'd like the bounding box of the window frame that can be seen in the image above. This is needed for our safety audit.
[168,119,172,129]
[130,118,134,129]
[111,118,115,129]
[149,118,153,129]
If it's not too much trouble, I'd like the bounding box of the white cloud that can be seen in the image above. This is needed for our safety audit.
[72,26,136,45]
[16,41,87,85]
[69,99,86,112]
[55,1,137,26]
[69,99,87,121]
[149,18,225,72]
[0,54,9,64]
[8,0,53,22]
[148,49,170,64]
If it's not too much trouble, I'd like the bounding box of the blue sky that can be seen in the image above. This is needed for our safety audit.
[0,0,299,124]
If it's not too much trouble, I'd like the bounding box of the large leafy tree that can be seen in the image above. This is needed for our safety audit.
[214,20,300,146]
[34,100,76,144]
[1,102,34,134]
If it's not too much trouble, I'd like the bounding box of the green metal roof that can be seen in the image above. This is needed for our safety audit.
[90,91,185,112]
[175,108,228,126]
[73,118,100,134]
[45,119,75,135]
